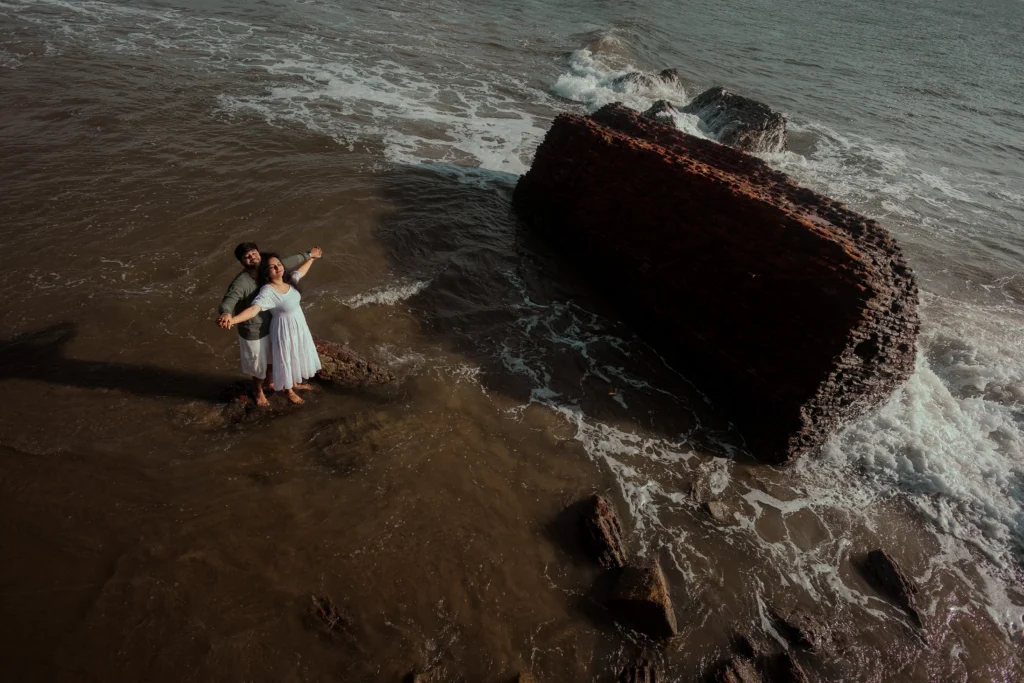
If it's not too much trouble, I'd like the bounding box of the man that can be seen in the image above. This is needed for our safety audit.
[217,242,323,406]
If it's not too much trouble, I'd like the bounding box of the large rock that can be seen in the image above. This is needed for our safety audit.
[315,338,394,386]
[580,494,628,569]
[682,87,788,153]
[864,549,923,626]
[512,104,919,463]
[607,562,678,639]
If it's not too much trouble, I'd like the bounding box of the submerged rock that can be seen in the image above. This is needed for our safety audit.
[641,99,679,123]
[682,86,788,153]
[705,500,733,524]
[607,562,678,639]
[618,652,660,683]
[512,104,920,463]
[580,494,629,569]
[715,656,763,683]
[768,606,830,651]
[514,673,537,683]
[771,652,810,683]
[864,549,923,626]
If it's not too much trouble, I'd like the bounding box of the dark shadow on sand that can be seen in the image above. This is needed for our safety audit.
[0,322,234,402]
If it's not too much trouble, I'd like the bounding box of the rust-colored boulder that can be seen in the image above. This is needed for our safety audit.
[512,104,919,463]
[580,494,628,569]
[315,338,394,386]
[865,549,923,626]
[607,562,677,639]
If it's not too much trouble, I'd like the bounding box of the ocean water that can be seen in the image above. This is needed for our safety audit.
[2,0,1024,680]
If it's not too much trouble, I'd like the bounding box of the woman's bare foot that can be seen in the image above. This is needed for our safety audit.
[285,389,304,405]
[254,391,271,408]
[293,383,318,392]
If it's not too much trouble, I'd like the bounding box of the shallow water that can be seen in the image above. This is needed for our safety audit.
[2,0,1024,680]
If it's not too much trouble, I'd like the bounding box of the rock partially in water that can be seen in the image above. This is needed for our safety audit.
[513,104,920,463]
[580,494,629,569]
[612,71,656,90]
[705,500,733,524]
[681,87,788,153]
[310,593,350,634]
[864,548,923,627]
[219,340,394,425]
[656,68,682,88]
[607,562,678,640]
[513,672,536,683]
[768,605,830,652]
[618,652,660,683]
[715,656,763,683]
[641,100,679,124]
[315,338,394,387]
[770,652,809,683]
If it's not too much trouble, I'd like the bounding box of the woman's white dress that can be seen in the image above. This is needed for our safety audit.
[251,273,321,391]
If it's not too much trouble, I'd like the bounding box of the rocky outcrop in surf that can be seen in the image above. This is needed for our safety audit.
[863,549,923,627]
[581,494,629,569]
[641,100,679,123]
[681,86,788,153]
[513,104,920,463]
[221,339,394,423]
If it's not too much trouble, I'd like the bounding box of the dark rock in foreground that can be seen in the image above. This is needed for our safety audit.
[607,562,678,639]
[682,87,788,153]
[513,104,919,463]
[581,494,628,569]
[865,549,923,626]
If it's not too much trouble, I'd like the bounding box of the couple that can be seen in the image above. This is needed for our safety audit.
[216,242,324,406]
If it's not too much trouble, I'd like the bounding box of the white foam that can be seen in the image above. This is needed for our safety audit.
[552,48,691,120]
[342,280,430,308]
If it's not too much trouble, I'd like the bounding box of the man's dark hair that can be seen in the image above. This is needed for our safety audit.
[234,242,259,262]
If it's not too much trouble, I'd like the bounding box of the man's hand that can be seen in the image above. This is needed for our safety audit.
[216,313,232,329]
[310,246,323,259]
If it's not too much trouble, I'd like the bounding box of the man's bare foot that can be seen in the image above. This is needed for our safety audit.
[293,383,318,392]
[254,392,271,408]
[285,389,304,405]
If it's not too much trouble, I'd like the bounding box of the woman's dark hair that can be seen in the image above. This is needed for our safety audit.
[234,241,259,262]
[256,252,302,292]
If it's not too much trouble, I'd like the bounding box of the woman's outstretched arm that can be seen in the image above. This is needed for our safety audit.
[293,246,322,281]
[229,304,262,327]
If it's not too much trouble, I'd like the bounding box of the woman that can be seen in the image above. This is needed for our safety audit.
[228,251,322,404]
